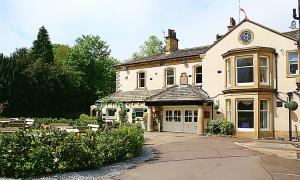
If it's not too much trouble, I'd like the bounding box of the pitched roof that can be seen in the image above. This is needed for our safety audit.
[96,89,164,103]
[282,30,299,40]
[145,85,209,102]
[117,45,210,66]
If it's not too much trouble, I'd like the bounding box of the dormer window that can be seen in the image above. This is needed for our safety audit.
[195,66,202,85]
[166,68,175,86]
[137,71,146,88]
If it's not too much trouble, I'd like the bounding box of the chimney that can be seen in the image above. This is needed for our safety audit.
[165,29,179,52]
[216,34,223,41]
[227,17,236,31]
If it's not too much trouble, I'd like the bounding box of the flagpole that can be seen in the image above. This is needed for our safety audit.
[239,0,241,22]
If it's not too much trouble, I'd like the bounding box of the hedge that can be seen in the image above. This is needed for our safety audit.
[0,124,144,178]
[207,119,234,135]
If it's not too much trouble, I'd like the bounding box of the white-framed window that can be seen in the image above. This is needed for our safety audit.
[226,99,232,122]
[237,99,254,131]
[288,51,298,75]
[106,108,116,119]
[226,59,231,87]
[194,110,198,122]
[174,110,181,122]
[260,56,269,85]
[260,100,269,131]
[195,66,202,85]
[166,68,175,86]
[165,110,173,122]
[184,110,193,122]
[137,72,146,88]
[236,57,254,86]
[133,108,144,118]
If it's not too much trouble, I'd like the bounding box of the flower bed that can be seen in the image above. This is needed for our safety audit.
[0,124,144,178]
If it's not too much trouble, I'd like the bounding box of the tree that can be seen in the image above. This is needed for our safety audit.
[131,35,164,61]
[53,44,71,66]
[30,26,54,64]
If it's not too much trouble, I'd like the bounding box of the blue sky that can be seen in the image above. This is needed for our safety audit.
[0,0,297,61]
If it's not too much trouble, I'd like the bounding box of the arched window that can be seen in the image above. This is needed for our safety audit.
[165,68,175,86]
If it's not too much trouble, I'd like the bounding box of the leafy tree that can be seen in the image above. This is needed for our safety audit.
[30,26,54,64]
[131,35,164,61]
[53,44,71,66]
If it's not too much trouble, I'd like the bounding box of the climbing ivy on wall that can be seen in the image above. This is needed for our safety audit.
[96,99,129,124]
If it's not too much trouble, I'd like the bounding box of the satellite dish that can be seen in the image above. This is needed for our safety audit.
[290,20,297,29]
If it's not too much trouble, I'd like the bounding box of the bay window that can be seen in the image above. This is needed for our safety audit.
[259,57,269,85]
[166,68,175,86]
[260,100,269,130]
[288,51,298,75]
[236,57,254,85]
[237,100,254,130]
[137,72,146,88]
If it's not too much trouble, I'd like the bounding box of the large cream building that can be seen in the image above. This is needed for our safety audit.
[92,18,300,140]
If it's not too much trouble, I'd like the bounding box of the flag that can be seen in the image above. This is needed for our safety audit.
[240,8,247,19]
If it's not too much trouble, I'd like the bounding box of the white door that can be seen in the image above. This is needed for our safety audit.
[172,110,183,132]
[163,110,173,131]
[183,110,198,133]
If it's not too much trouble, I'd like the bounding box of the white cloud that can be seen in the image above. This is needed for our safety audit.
[0,0,298,60]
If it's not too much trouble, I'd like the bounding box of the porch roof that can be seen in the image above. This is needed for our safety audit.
[145,85,211,106]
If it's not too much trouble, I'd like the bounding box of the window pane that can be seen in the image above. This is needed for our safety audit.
[237,57,253,67]
[260,111,268,129]
[107,109,116,116]
[237,67,253,83]
[196,66,202,73]
[260,67,268,83]
[139,73,145,78]
[289,52,298,74]
[290,63,298,75]
[167,69,174,76]
[259,57,268,66]
[167,77,174,85]
[238,112,254,128]
[140,79,145,87]
[134,108,144,118]
[196,74,202,84]
[238,100,253,110]
[194,110,198,122]
[260,100,268,110]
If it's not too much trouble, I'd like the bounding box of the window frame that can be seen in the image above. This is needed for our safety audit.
[165,110,173,122]
[236,99,255,132]
[165,68,176,86]
[287,51,299,76]
[184,110,193,122]
[174,110,182,122]
[133,108,145,119]
[137,71,146,89]
[106,108,117,119]
[226,99,232,122]
[235,56,254,86]
[260,99,269,131]
[194,65,202,85]
[259,56,269,85]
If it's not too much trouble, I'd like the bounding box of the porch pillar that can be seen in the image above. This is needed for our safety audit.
[197,106,204,135]
[147,106,153,132]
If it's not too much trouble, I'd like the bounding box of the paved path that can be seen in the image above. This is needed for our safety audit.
[115,132,300,180]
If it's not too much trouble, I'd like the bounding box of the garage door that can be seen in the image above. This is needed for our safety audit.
[163,109,198,133]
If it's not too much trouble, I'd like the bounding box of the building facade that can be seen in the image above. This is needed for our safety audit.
[91,18,300,140]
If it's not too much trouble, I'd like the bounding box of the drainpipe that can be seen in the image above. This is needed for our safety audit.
[274,52,279,96]
[287,92,293,141]
[211,101,214,120]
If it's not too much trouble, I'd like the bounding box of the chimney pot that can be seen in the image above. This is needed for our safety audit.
[227,17,236,31]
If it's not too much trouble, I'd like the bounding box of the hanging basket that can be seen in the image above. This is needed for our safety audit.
[213,104,219,110]
[284,101,298,111]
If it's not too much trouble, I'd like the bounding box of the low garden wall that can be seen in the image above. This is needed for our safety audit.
[0,124,144,178]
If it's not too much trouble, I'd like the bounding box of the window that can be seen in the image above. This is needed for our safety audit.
[185,110,193,122]
[194,110,198,122]
[107,108,116,118]
[165,110,173,122]
[236,57,254,85]
[260,57,269,85]
[137,72,146,88]
[226,99,232,121]
[237,100,254,130]
[226,60,231,86]
[288,51,298,75]
[195,66,202,84]
[174,110,181,122]
[260,100,269,130]
[134,108,144,118]
[166,68,175,86]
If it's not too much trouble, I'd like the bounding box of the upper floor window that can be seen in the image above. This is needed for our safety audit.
[195,66,202,85]
[166,68,175,86]
[288,51,298,75]
[226,59,231,87]
[236,57,254,85]
[259,56,269,85]
[137,72,146,88]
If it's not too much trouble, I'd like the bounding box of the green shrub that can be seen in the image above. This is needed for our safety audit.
[77,114,97,126]
[0,124,144,178]
[207,119,234,135]
[284,101,298,111]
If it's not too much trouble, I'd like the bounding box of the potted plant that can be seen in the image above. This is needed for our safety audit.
[284,101,298,111]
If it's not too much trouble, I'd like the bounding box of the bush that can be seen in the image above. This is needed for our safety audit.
[207,119,234,135]
[0,124,144,178]
[77,114,97,126]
